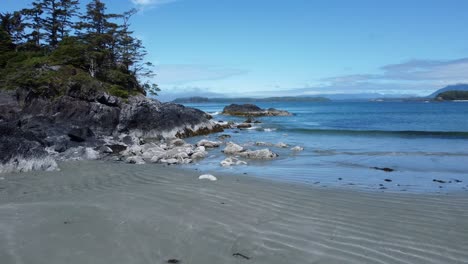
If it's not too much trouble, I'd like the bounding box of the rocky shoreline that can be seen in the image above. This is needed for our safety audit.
[0,83,225,173]
[0,86,302,174]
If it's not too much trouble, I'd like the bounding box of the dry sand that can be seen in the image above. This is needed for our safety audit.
[0,161,467,264]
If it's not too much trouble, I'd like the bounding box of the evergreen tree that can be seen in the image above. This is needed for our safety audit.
[0,12,25,47]
[40,0,61,48]
[57,0,80,39]
[21,2,43,47]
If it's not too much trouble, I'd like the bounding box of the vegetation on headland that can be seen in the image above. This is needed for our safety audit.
[436,90,468,101]
[173,96,330,103]
[0,0,160,98]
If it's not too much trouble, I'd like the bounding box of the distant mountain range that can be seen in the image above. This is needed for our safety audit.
[172,84,468,103]
[172,96,330,103]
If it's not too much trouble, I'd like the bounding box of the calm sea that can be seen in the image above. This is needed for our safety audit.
[182,101,468,193]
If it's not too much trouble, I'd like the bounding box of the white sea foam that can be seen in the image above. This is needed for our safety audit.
[0,156,59,174]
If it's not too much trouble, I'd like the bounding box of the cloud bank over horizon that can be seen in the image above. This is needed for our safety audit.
[156,57,468,100]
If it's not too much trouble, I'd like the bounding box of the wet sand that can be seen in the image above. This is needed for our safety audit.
[0,161,467,264]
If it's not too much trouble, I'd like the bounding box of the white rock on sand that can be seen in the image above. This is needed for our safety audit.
[239,149,278,159]
[291,146,304,152]
[223,142,244,154]
[198,174,217,181]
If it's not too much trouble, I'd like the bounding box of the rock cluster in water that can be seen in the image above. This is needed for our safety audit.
[222,104,292,117]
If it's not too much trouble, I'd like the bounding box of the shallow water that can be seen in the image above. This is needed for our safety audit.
[1,161,467,264]
[183,101,468,193]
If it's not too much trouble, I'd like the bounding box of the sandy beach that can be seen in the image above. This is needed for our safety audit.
[0,161,467,264]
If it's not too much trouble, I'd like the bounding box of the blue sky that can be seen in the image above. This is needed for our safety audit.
[3,0,468,100]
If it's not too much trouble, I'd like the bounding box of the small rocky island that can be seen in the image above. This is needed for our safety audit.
[222,104,292,116]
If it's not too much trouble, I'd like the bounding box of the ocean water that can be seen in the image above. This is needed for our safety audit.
[182,101,468,193]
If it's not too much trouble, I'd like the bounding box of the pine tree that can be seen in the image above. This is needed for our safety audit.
[57,0,80,39]
[40,0,61,48]
[21,2,43,47]
[0,12,25,47]
[77,0,120,77]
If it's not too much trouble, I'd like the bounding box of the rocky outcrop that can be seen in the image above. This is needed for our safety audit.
[222,104,292,117]
[0,83,224,173]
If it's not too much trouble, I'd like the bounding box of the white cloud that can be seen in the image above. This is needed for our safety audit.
[155,64,248,84]
[131,0,177,7]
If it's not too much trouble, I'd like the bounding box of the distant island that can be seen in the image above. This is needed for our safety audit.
[172,96,330,103]
[436,91,468,101]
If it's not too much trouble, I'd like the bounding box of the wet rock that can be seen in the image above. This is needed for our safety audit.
[223,142,245,154]
[373,167,394,172]
[433,179,446,184]
[106,144,127,154]
[256,142,273,147]
[220,157,247,167]
[167,260,180,264]
[384,179,392,182]
[98,146,113,154]
[239,149,278,160]
[161,158,179,165]
[291,146,304,152]
[197,139,222,148]
[126,156,145,164]
[244,117,253,123]
[217,134,231,140]
[275,142,289,148]
[237,123,252,129]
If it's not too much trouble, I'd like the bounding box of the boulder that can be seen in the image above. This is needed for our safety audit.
[239,149,278,160]
[275,142,289,148]
[223,142,244,154]
[0,123,58,174]
[291,146,304,152]
[236,123,252,129]
[197,139,222,148]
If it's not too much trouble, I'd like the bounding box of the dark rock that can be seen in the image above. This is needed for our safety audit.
[118,97,223,138]
[433,179,446,184]
[244,117,254,123]
[373,167,394,172]
[106,144,127,154]
[122,135,134,145]
[68,127,95,142]
[222,104,292,117]
[384,179,392,182]
[237,123,252,129]
[217,134,231,140]
[167,259,180,263]
[232,253,250,260]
